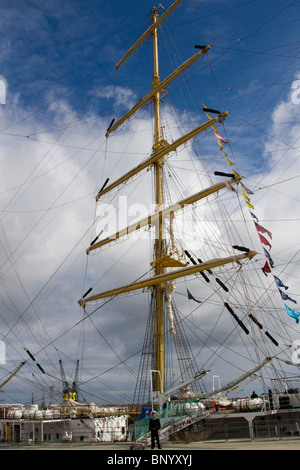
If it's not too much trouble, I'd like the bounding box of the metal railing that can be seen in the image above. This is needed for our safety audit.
[135,400,210,442]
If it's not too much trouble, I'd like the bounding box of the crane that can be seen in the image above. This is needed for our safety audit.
[59,360,71,401]
[59,359,79,401]
[71,360,79,401]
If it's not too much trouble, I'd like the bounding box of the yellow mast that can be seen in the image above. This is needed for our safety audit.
[78,0,258,402]
[99,111,227,200]
[152,6,165,394]
[115,0,183,70]
[78,251,257,306]
[88,176,242,253]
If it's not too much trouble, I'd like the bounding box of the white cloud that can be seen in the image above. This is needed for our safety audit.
[95,85,137,111]
[1,69,300,405]
[253,80,300,264]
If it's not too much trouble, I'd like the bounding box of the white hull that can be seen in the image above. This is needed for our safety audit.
[0,404,128,444]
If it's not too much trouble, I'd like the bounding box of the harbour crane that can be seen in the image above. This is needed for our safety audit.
[72,360,79,401]
[59,359,79,401]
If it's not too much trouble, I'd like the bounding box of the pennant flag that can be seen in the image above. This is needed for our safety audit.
[262,261,272,276]
[263,248,274,267]
[242,191,251,202]
[258,233,272,250]
[202,104,212,120]
[251,212,258,222]
[245,200,255,210]
[274,275,288,290]
[226,158,235,166]
[239,182,254,195]
[187,289,202,304]
[285,304,300,324]
[279,289,297,304]
[254,221,272,239]
[214,130,228,143]
[231,168,241,177]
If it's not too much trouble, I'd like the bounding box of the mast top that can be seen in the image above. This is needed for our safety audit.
[115,0,183,69]
[152,6,162,13]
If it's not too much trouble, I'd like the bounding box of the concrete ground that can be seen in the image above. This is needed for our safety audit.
[2,437,300,450]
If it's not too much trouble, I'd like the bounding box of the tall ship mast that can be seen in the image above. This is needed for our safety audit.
[78,0,257,405]
[2,0,300,446]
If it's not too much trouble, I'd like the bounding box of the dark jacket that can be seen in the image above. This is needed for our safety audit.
[149,416,161,432]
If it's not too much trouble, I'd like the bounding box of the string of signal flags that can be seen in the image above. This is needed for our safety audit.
[203,104,300,327]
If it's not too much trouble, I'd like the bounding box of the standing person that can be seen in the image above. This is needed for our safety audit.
[149,410,161,449]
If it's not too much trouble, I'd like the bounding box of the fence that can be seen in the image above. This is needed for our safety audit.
[135,400,208,441]
[170,412,300,441]
[135,399,300,442]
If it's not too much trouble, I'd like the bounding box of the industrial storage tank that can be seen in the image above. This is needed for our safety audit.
[43,410,53,419]
[28,409,43,420]
[232,397,264,411]
[52,409,61,419]
[7,409,23,420]
[22,410,30,419]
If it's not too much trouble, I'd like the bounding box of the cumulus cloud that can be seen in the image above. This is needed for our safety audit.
[95,85,137,111]
[253,79,300,266]
[1,14,300,403]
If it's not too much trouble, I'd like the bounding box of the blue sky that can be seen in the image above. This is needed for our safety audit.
[1,0,300,406]
[0,0,299,189]
[2,0,300,131]
[0,0,297,146]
